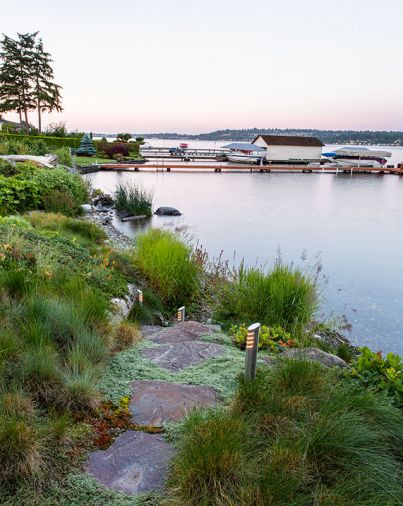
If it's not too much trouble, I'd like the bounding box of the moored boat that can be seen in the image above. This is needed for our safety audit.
[322,147,391,168]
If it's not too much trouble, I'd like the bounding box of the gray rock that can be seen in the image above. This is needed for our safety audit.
[281,347,348,368]
[154,207,182,216]
[142,341,225,371]
[111,283,139,321]
[86,431,175,495]
[148,320,216,344]
[81,204,92,213]
[130,380,218,425]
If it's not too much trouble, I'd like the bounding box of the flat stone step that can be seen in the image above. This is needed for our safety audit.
[86,431,175,495]
[130,380,218,426]
[141,325,164,338]
[148,320,219,344]
[142,340,225,371]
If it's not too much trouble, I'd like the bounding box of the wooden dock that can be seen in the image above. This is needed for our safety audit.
[81,162,403,175]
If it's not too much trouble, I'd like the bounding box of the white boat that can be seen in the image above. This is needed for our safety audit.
[227,154,264,164]
[322,147,391,168]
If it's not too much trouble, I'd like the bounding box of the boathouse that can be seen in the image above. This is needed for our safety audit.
[252,135,324,162]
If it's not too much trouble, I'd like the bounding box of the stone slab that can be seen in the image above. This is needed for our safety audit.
[86,430,175,495]
[141,325,164,338]
[149,320,218,344]
[281,347,348,368]
[142,340,225,371]
[130,380,218,426]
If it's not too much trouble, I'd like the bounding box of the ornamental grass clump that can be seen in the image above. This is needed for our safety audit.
[165,359,403,506]
[134,229,201,307]
[214,262,319,336]
[114,180,153,217]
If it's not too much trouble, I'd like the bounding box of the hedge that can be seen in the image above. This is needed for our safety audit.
[0,133,80,148]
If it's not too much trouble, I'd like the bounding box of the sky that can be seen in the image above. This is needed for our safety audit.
[1,0,403,133]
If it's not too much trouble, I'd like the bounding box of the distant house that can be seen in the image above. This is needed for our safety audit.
[252,135,324,162]
[0,117,24,132]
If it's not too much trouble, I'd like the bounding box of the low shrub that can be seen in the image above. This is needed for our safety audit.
[214,263,319,335]
[230,323,298,351]
[0,164,88,216]
[0,159,18,176]
[104,142,131,159]
[54,147,72,167]
[133,229,201,307]
[347,346,403,406]
[0,132,80,149]
[114,180,153,217]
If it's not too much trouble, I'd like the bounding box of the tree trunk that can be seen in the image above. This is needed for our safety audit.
[23,107,29,134]
[37,99,41,134]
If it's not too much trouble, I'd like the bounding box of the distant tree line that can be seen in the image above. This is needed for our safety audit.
[134,129,403,145]
[0,32,62,134]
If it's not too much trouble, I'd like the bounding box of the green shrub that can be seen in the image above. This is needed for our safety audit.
[0,165,88,216]
[54,147,72,167]
[0,132,80,149]
[114,180,153,217]
[347,346,403,406]
[134,229,201,307]
[214,263,318,335]
[230,323,297,351]
[0,159,18,176]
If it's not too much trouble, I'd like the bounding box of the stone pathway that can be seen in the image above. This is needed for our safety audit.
[86,321,223,496]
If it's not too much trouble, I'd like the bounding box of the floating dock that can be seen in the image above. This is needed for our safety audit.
[80,161,403,175]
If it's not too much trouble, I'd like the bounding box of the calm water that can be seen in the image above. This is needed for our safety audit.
[87,143,403,355]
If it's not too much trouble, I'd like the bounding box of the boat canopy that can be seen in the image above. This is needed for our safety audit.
[329,147,392,158]
[222,142,266,152]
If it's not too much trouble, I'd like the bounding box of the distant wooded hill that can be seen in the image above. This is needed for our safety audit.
[121,129,403,145]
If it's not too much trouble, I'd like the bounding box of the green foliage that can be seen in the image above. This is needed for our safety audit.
[347,346,403,406]
[54,147,72,166]
[230,323,297,351]
[76,134,96,156]
[214,263,318,335]
[165,360,403,505]
[0,132,79,148]
[129,287,165,325]
[0,158,18,176]
[0,164,88,215]
[114,180,153,217]
[133,229,201,307]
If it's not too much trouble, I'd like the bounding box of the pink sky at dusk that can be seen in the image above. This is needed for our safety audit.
[2,0,403,133]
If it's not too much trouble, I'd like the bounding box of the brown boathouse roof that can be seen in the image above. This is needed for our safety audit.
[252,135,324,147]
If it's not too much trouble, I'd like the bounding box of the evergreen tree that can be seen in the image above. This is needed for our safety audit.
[32,38,62,133]
[76,133,96,156]
[0,32,62,133]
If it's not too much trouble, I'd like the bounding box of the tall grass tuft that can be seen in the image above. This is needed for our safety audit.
[114,180,153,217]
[134,229,201,307]
[164,360,403,505]
[214,262,319,335]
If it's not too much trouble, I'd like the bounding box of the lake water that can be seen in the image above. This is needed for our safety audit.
[87,141,403,355]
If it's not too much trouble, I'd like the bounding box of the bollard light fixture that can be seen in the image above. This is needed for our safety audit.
[245,322,260,382]
[137,289,143,305]
[177,306,185,322]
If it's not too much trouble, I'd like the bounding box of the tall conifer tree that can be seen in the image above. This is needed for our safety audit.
[32,38,63,133]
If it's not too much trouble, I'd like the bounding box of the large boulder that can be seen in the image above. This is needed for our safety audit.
[154,207,182,216]
[281,347,348,368]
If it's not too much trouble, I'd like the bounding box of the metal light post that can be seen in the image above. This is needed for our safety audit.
[177,306,185,322]
[245,323,260,382]
[137,289,143,306]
